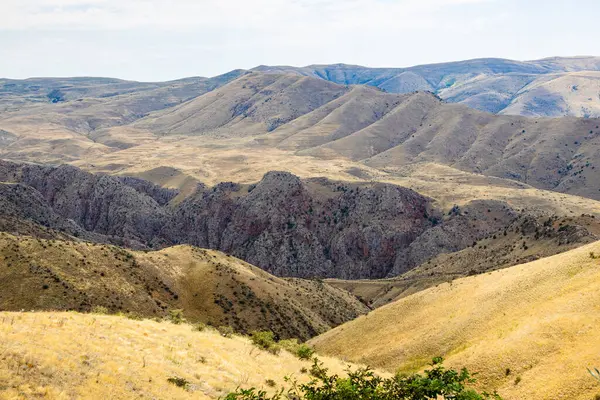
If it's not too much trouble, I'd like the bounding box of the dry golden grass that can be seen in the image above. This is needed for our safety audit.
[310,240,600,400]
[0,311,359,399]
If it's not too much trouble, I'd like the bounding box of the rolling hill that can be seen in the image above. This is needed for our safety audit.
[0,232,367,340]
[102,73,600,201]
[0,70,245,163]
[309,241,600,399]
[255,56,600,117]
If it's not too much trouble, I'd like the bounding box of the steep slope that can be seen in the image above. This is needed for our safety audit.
[269,85,410,150]
[171,172,439,278]
[0,311,360,399]
[0,233,367,340]
[499,71,600,117]
[310,241,600,399]
[0,160,172,247]
[0,182,117,245]
[135,72,349,135]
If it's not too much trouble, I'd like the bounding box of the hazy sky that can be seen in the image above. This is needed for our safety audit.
[1,0,599,81]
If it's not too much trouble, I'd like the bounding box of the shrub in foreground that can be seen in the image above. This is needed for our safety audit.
[295,344,314,360]
[278,338,314,360]
[225,357,502,400]
[251,331,281,354]
[167,376,190,389]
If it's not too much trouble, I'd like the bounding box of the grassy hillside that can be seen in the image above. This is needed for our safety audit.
[310,241,600,399]
[0,233,367,340]
[0,311,358,399]
[134,72,348,136]
[499,71,600,117]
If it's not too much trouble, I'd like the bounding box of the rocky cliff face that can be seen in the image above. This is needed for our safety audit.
[170,172,436,278]
[0,160,520,279]
[0,161,170,247]
[117,176,180,206]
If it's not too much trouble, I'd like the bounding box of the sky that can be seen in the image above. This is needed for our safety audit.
[1,0,599,81]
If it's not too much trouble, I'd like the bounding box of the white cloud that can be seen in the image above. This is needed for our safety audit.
[12,0,578,81]
[0,0,492,32]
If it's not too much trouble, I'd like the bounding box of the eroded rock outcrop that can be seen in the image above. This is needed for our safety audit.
[171,172,435,278]
[0,160,525,279]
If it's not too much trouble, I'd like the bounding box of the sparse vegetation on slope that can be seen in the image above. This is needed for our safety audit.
[0,233,367,340]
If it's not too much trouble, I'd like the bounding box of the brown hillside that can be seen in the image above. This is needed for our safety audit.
[0,233,367,340]
[135,72,348,135]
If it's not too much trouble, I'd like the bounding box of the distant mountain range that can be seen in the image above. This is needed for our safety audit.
[253,56,600,117]
[129,72,600,201]
[3,56,600,118]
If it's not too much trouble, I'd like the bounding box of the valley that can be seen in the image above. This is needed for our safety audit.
[3,55,600,399]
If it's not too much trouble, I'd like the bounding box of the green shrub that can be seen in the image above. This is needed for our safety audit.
[250,331,280,354]
[278,338,300,352]
[167,376,190,389]
[168,309,185,325]
[218,325,235,338]
[226,357,502,400]
[278,339,314,360]
[225,388,285,400]
[296,344,314,360]
[194,322,208,332]
[47,89,66,103]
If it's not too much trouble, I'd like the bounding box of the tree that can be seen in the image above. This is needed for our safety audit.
[47,89,66,103]
[225,357,502,400]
